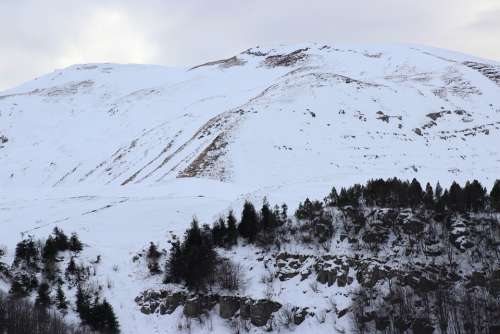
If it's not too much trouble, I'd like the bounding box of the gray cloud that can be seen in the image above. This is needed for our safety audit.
[1,0,499,90]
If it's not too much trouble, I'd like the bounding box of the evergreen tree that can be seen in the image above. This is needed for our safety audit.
[91,299,120,333]
[69,233,83,253]
[260,197,275,231]
[238,201,259,242]
[164,240,182,284]
[146,242,162,275]
[491,180,500,212]
[463,180,487,212]
[42,236,58,263]
[280,203,288,223]
[408,178,423,208]
[211,217,227,247]
[448,182,465,212]
[75,285,91,321]
[35,282,51,309]
[164,219,217,289]
[435,182,443,201]
[13,237,39,271]
[56,284,68,311]
[53,227,69,251]
[423,182,434,209]
[226,211,238,246]
[434,182,445,211]
[325,186,339,206]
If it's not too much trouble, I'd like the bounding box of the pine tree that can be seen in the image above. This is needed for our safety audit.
[53,227,69,251]
[325,186,339,206]
[211,217,227,247]
[42,236,58,263]
[260,197,274,231]
[13,237,39,271]
[463,180,487,212]
[423,182,434,209]
[146,242,162,275]
[408,178,423,208]
[491,180,500,212]
[164,240,182,284]
[280,203,288,223]
[75,285,91,321]
[238,201,259,242]
[448,182,465,212]
[435,182,443,201]
[98,299,120,333]
[164,219,217,289]
[69,233,83,253]
[35,282,51,309]
[56,284,68,311]
[226,211,238,246]
[434,182,445,211]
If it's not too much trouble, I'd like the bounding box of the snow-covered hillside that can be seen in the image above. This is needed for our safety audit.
[1,43,500,333]
[1,43,500,189]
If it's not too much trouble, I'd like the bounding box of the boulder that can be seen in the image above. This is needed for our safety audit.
[249,299,282,327]
[240,298,252,320]
[293,307,309,325]
[160,292,186,315]
[183,295,217,318]
[219,296,241,319]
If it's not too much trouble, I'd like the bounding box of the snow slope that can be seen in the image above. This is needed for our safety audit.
[1,43,500,190]
[1,43,500,333]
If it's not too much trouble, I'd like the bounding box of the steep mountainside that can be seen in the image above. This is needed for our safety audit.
[1,43,500,189]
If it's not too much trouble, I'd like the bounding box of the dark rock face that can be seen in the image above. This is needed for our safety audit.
[136,290,187,315]
[316,269,337,286]
[263,48,309,67]
[293,307,309,325]
[136,290,285,328]
[219,296,240,319]
[249,300,282,327]
[183,295,217,317]
[239,298,252,320]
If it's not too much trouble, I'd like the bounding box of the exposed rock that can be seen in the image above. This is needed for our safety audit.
[250,299,282,327]
[293,307,309,325]
[239,298,252,320]
[263,48,309,67]
[219,296,240,319]
[316,269,337,286]
[183,295,218,318]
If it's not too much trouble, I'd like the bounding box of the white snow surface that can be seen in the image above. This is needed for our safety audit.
[1,42,500,333]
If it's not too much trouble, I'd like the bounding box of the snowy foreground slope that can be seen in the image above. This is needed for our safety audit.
[1,43,500,333]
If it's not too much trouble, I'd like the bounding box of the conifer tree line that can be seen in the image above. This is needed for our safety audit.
[3,227,120,333]
[164,199,288,289]
[321,178,500,212]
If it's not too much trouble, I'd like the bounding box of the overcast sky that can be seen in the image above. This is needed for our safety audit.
[1,0,500,90]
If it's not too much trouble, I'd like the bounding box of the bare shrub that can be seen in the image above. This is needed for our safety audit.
[315,310,327,324]
[277,303,296,329]
[216,259,245,291]
[309,280,319,293]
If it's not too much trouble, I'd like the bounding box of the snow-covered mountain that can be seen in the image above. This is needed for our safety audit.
[2,43,500,190]
[1,43,500,334]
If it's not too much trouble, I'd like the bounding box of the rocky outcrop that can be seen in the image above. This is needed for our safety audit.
[219,296,241,319]
[249,299,282,326]
[136,290,283,327]
[135,290,187,315]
